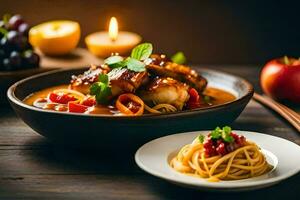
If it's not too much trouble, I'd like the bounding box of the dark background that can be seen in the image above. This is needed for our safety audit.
[1,0,299,65]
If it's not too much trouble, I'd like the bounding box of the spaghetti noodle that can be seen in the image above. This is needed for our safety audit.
[144,103,177,114]
[170,126,272,182]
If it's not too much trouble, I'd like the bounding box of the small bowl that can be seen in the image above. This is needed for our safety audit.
[7,67,253,148]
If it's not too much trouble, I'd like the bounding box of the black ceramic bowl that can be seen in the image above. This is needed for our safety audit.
[7,67,253,149]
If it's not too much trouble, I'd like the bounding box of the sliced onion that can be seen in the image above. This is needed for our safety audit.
[115,93,144,116]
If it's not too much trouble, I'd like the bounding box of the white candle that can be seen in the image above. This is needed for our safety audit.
[85,17,142,57]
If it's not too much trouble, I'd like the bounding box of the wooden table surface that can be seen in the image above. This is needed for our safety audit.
[0,65,299,200]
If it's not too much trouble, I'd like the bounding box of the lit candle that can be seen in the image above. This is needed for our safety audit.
[85,17,142,57]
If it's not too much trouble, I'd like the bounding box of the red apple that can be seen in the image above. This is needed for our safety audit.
[260,56,300,103]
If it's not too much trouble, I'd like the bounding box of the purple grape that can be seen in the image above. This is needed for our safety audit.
[0,50,4,70]
[0,60,3,70]
[23,50,40,68]
[2,58,13,70]
[8,14,24,30]
[9,51,22,68]
[18,23,29,36]
[0,37,13,53]
[0,37,7,47]
[7,31,21,43]
[19,36,28,50]
[0,49,5,59]
[7,30,27,50]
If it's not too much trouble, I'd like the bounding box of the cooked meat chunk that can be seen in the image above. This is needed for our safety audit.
[70,65,109,94]
[70,65,149,96]
[149,54,169,66]
[108,68,149,96]
[146,61,207,92]
[140,77,190,110]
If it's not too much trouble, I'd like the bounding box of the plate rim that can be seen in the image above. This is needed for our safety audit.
[135,130,300,189]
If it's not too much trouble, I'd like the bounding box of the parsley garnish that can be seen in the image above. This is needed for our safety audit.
[222,126,234,142]
[90,74,112,104]
[104,42,153,72]
[210,126,234,143]
[211,127,222,139]
[171,51,186,64]
[198,135,205,143]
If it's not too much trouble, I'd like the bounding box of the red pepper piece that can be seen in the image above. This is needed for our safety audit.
[48,93,77,104]
[186,88,201,109]
[82,98,96,107]
[68,102,89,113]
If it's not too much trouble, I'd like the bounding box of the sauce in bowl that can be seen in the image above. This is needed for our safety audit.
[23,85,236,115]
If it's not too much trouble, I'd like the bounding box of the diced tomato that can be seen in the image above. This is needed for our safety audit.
[186,88,201,109]
[82,98,96,107]
[68,102,89,113]
[48,93,77,104]
[216,142,227,155]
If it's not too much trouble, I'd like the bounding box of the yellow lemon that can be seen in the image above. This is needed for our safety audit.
[29,20,80,55]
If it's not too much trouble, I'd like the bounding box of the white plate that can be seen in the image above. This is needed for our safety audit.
[135,131,300,191]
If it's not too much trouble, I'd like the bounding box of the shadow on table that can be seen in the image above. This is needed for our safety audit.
[24,138,140,174]
[19,138,300,199]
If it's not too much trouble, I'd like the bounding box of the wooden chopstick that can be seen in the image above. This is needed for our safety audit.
[253,93,300,132]
[276,103,300,122]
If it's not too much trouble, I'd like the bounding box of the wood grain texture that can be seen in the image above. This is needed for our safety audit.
[0,65,299,199]
[39,48,103,68]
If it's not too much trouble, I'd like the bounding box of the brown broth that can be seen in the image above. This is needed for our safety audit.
[203,87,236,108]
[23,85,236,115]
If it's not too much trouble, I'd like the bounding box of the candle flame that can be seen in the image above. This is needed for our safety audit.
[109,17,118,41]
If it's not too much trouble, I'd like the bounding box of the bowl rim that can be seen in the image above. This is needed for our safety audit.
[7,66,254,119]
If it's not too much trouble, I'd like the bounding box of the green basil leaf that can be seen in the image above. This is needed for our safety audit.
[131,43,153,60]
[90,82,101,95]
[110,60,128,68]
[210,127,221,139]
[98,74,109,84]
[223,126,231,134]
[126,57,146,72]
[198,135,205,143]
[222,126,234,143]
[95,84,112,104]
[171,51,186,64]
[90,74,112,104]
[104,55,123,65]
